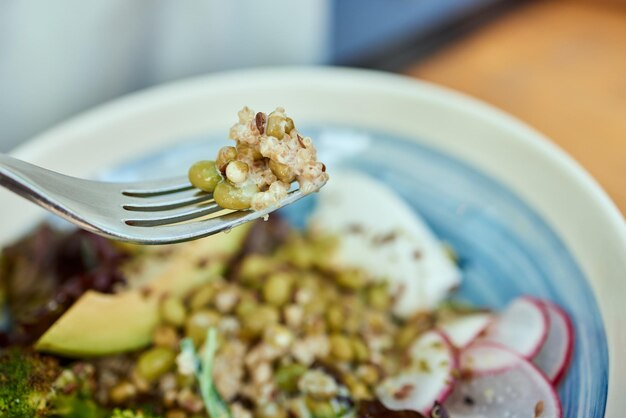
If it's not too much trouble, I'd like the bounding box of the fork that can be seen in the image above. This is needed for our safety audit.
[0,154,305,244]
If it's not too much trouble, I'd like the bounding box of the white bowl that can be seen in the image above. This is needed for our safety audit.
[2,68,624,416]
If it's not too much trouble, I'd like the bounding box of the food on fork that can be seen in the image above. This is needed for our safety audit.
[188,107,328,211]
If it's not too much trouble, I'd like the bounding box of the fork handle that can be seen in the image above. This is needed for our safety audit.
[0,153,33,173]
[0,153,45,203]
[0,153,78,215]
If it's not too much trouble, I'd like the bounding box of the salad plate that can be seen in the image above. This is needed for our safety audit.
[1,68,624,417]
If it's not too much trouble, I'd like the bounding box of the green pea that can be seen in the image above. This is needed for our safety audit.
[396,325,420,349]
[325,305,343,333]
[185,309,221,345]
[344,375,371,400]
[152,325,179,349]
[295,274,321,300]
[239,255,276,288]
[213,180,258,210]
[266,111,295,139]
[176,372,196,388]
[301,278,328,317]
[356,364,379,386]
[303,315,328,335]
[269,159,295,183]
[305,398,335,418]
[278,240,315,269]
[137,347,176,382]
[350,382,371,400]
[275,363,307,392]
[188,160,222,192]
[329,334,353,362]
[240,305,279,338]
[235,298,258,319]
[342,297,364,334]
[263,272,294,307]
[367,283,391,310]
[336,269,366,290]
[160,296,187,327]
[351,337,369,362]
[320,284,340,303]
[109,381,137,404]
[188,284,216,311]
[397,313,434,348]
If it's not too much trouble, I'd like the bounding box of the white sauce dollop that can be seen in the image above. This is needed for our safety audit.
[310,171,461,317]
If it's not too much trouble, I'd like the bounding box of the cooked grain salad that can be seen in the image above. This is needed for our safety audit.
[188,107,329,211]
[0,184,573,418]
[0,217,441,417]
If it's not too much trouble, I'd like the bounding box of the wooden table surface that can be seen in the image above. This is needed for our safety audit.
[407,0,626,215]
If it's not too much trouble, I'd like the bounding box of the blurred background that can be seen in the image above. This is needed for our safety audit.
[1,0,625,211]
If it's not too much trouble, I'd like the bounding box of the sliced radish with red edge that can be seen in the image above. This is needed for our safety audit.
[531,299,574,385]
[377,330,456,415]
[444,342,562,418]
[438,312,493,349]
[479,296,548,359]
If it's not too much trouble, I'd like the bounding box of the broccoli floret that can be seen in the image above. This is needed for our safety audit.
[0,349,60,417]
[0,349,164,418]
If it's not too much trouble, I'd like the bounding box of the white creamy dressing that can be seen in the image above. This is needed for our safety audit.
[310,172,461,317]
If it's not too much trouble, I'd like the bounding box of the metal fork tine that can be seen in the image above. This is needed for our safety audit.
[120,175,192,197]
[117,189,305,244]
[123,189,213,211]
[125,209,254,243]
[124,202,222,226]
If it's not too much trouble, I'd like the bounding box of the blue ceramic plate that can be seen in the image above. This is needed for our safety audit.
[2,68,623,415]
[101,126,607,417]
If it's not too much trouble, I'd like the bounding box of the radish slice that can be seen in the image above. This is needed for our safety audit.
[376,330,456,415]
[532,299,575,385]
[438,313,493,348]
[444,342,562,418]
[479,297,548,359]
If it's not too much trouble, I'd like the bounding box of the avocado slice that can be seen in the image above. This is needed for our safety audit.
[35,225,249,357]
[35,290,158,357]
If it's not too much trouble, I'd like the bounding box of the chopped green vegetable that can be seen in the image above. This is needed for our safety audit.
[0,349,59,417]
[201,328,231,418]
[49,395,104,418]
[179,328,232,418]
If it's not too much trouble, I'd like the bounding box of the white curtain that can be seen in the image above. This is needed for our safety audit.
[0,0,330,151]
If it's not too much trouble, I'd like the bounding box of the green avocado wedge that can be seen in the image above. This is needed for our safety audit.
[35,224,250,357]
[35,290,159,357]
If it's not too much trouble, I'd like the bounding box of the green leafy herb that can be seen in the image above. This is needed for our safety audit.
[179,328,232,418]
